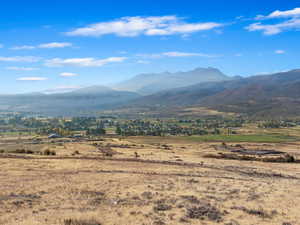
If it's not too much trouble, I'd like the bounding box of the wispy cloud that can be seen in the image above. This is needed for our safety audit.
[65,16,223,37]
[256,7,300,20]
[38,42,72,48]
[0,56,41,62]
[246,19,300,35]
[45,57,127,67]
[247,7,300,35]
[11,45,36,50]
[275,49,285,54]
[6,66,39,71]
[137,51,220,59]
[17,77,48,81]
[11,42,73,50]
[0,44,3,48]
[162,51,216,57]
[60,72,78,77]
[137,60,150,64]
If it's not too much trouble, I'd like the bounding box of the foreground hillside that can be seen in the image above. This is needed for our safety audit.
[0,135,299,225]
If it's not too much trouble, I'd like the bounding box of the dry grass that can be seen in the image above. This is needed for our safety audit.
[0,136,299,224]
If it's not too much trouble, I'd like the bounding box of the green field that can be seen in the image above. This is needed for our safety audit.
[182,134,297,143]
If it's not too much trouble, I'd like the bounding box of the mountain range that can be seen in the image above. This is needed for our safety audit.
[113,67,231,95]
[0,86,140,116]
[133,69,300,118]
[1,67,300,118]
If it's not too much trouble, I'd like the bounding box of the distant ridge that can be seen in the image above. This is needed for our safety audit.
[2,68,300,118]
[0,86,140,116]
[131,69,300,118]
[113,67,233,95]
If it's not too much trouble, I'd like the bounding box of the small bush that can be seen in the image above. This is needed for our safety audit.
[41,149,56,156]
[63,218,101,225]
[153,200,172,212]
[11,149,34,154]
[15,149,26,154]
[72,150,80,155]
[186,204,223,222]
[231,206,276,219]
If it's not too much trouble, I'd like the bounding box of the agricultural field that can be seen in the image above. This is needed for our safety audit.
[1,134,300,225]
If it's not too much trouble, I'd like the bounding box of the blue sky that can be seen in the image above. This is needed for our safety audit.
[0,0,300,94]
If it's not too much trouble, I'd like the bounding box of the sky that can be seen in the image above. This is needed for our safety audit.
[1,0,300,94]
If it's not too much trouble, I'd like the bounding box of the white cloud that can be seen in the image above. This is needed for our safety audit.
[65,16,223,37]
[0,56,40,62]
[235,53,243,57]
[246,18,300,35]
[248,7,300,35]
[6,66,39,71]
[45,57,127,67]
[60,72,78,77]
[137,60,150,64]
[275,50,285,54]
[0,44,3,48]
[256,7,300,20]
[137,51,219,59]
[136,53,164,59]
[10,45,36,50]
[162,51,215,57]
[38,42,72,48]
[17,77,48,81]
[11,42,72,50]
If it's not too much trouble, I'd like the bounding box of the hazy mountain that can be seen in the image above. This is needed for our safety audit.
[0,86,140,116]
[69,85,113,95]
[2,68,300,118]
[132,69,300,118]
[113,67,232,95]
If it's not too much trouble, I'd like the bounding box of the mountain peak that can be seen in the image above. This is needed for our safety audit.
[113,67,230,95]
[192,67,223,74]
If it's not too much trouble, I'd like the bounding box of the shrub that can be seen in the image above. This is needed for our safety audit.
[186,204,223,222]
[11,149,34,154]
[15,149,26,154]
[41,149,56,156]
[72,150,80,155]
[63,218,101,225]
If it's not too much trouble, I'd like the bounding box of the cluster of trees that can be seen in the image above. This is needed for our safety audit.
[193,118,245,129]
[258,120,297,128]
[115,119,221,136]
[37,118,108,136]
[3,114,300,138]
[0,115,111,136]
